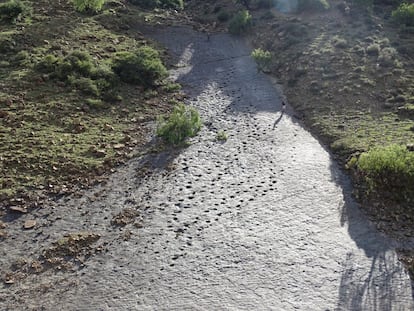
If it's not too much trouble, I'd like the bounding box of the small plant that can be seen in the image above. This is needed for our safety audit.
[69,76,100,96]
[228,10,252,35]
[332,36,347,48]
[251,48,272,72]
[392,3,414,27]
[72,0,106,13]
[216,130,228,141]
[156,103,202,145]
[377,47,397,67]
[0,0,25,22]
[366,43,380,56]
[162,82,181,92]
[112,46,168,87]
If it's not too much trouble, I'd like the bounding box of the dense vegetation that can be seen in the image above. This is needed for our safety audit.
[0,0,184,202]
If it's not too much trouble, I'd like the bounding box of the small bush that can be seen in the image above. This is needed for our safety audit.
[69,76,100,96]
[392,3,414,27]
[112,46,167,87]
[37,52,120,98]
[251,48,271,72]
[378,47,397,67]
[228,10,252,35]
[12,50,30,65]
[72,0,106,13]
[38,51,96,80]
[297,0,330,12]
[216,130,228,141]
[0,0,25,22]
[162,81,181,92]
[356,144,414,200]
[156,103,202,145]
[332,36,348,48]
[366,43,380,55]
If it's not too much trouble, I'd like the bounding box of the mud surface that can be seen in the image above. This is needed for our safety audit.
[1,27,413,310]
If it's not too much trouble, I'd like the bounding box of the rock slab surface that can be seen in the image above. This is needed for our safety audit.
[1,27,413,311]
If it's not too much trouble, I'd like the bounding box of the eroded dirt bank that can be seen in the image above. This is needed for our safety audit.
[1,26,413,310]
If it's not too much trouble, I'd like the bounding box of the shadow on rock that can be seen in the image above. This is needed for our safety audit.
[329,161,414,309]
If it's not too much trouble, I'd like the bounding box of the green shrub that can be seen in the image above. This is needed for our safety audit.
[228,10,252,34]
[69,76,100,96]
[297,0,330,12]
[64,51,95,77]
[156,103,202,145]
[216,130,228,141]
[72,0,106,13]
[378,47,397,67]
[0,0,25,22]
[392,3,414,27]
[37,52,119,98]
[251,48,271,72]
[112,46,167,87]
[162,81,181,92]
[356,144,414,200]
[12,50,30,65]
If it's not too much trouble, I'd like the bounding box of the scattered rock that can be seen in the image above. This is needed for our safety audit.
[9,206,28,213]
[113,143,125,150]
[23,219,37,230]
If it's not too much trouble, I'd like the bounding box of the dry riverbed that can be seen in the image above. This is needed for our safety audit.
[0,26,413,310]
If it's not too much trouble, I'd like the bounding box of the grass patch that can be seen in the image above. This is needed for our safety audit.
[0,0,180,202]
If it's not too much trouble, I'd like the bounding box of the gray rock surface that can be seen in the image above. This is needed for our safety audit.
[1,26,413,310]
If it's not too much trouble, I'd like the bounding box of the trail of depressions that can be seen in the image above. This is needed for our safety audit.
[1,27,413,310]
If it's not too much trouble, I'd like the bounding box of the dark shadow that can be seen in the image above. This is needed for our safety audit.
[272,112,284,129]
[140,25,292,117]
[328,156,414,309]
